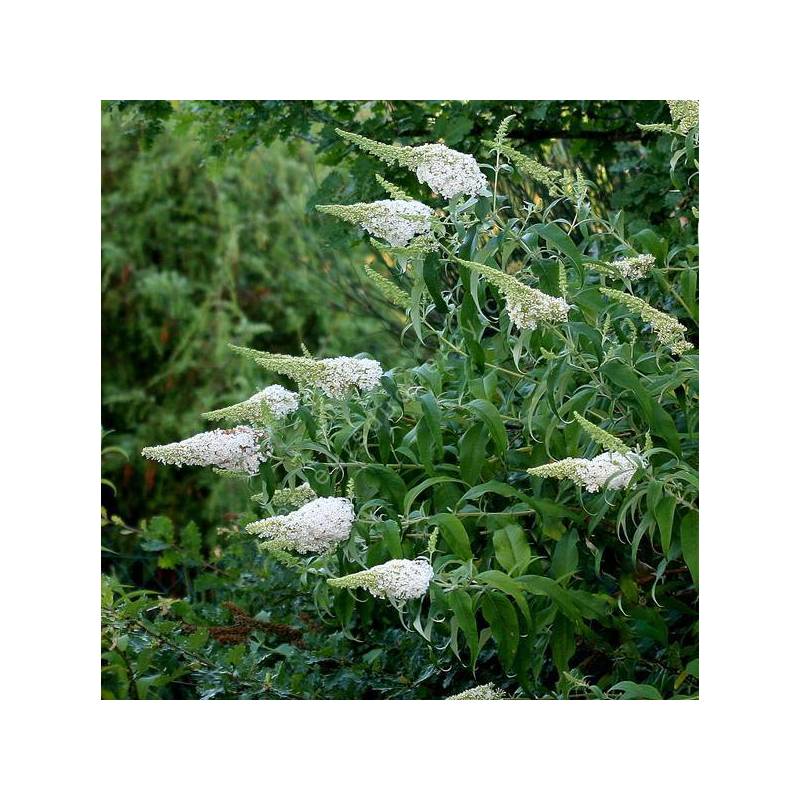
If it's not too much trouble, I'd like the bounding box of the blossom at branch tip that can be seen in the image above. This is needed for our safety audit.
[363,264,411,308]
[457,258,569,331]
[599,287,693,355]
[202,384,299,425]
[245,496,355,555]
[412,143,488,199]
[142,426,269,475]
[328,558,434,601]
[528,451,646,493]
[603,253,655,281]
[573,412,630,454]
[335,129,489,199]
[447,683,507,700]
[317,200,433,247]
[231,346,384,398]
[667,100,699,134]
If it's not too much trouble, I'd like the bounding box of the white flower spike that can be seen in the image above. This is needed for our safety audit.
[142,426,269,476]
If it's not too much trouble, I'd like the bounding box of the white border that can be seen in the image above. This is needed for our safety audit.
[4,1,798,796]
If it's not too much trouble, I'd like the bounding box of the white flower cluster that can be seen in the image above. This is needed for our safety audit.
[359,199,433,247]
[599,288,692,356]
[459,258,569,332]
[505,288,570,331]
[142,426,269,475]
[315,356,384,398]
[413,143,489,199]
[329,558,434,600]
[529,451,646,493]
[370,559,435,600]
[575,451,645,492]
[447,683,507,700]
[610,254,656,280]
[245,496,354,554]
[204,384,299,425]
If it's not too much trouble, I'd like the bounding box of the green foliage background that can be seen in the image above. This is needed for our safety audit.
[101,100,698,699]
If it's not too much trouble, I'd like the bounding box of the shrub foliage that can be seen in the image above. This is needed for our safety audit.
[102,101,699,699]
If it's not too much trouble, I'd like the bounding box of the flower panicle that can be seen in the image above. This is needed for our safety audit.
[202,385,299,425]
[252,483,318,512]
[493,114,516,149]
[375,174,411,201]
[447,683,507,700]
[363,264,411,308]
[336,129,487,199]
[369,235,438,256]
[142,426,269,476]
[667,100,699,134]
[601,253,655,281]
[491,142,563,192]
[456,257,569,331]
[230,345,383,398]
[335,128,415,167]
[573,412,630,454]
[317,199,433,248]
[328,558,434,601]
[246,496,355,555]
[599,287,692,356]
[528,451,646,494]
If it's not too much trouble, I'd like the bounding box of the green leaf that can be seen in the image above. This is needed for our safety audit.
[654,495,677,554]
[480,593,519,672]
[376,519,403,559]
[423,252,448,313]
[259,461,276,503]
[415,418,436,475]
[492,525,531,574]
[460,480,526,504]
[680,510,699,586]
[403,476,465,517]
[515,574,581,621]
[550,613,576,676]
[447,589,480,669]
[431,513,472,561]
[531,222,583,268]
[600,361,681,454]
[419,393,443,457]
[476,570,531,627]
[465,399,508,453]
[609,681,663,700]
[355,465,407,511]
[458,423,489,484]
[550,529,579,579]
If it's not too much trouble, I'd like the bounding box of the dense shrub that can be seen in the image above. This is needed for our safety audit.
[102,101,698,699]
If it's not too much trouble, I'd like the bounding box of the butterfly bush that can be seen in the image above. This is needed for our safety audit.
[203,385,299,425]
[265,483,318,511]
[600,287,692,355]
[318,200,433,247]
[246,497,355,554]
[458,258,569,331]
[141,426,269,475]
[328,559,434,600]
[412,143,488,199]
[607,254,656,280]
[528,451,647,493]
[448,683,507,700]
[138,110,699,699]
[230,348,384,398]
[315,356,384,398]
[335,128,488,198]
